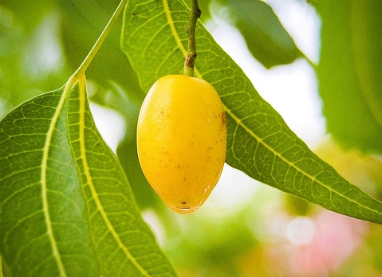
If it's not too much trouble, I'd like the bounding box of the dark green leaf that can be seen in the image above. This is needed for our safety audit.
[121,0,382,223]
[317,0,382,153]
[224,0,302,68]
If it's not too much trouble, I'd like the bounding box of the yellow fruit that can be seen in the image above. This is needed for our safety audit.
[137,75,226,214]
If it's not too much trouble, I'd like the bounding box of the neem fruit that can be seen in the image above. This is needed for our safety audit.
[137,75,226,214]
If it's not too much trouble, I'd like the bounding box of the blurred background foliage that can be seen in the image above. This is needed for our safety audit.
[1,0,382,276]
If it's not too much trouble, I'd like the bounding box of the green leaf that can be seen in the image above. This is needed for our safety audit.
[58,0,163,209]
[0,87,100,276]
[0,77,178,276]
[68,77,177,276]
[88,81,163,211]
[121,0,382,223]
[0,256,3,277]
[59,0,143,96]
[0,3,69,111]
[317,0,382,154]
[0,254,12,277]
[224,0,302,68]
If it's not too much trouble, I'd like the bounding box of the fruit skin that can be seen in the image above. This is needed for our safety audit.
[137,75,226,214]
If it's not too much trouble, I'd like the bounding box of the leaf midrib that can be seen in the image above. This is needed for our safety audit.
[162,0,382,217]
[41,84,71,277]
[75,76,150,276]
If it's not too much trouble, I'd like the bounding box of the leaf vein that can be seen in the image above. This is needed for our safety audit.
[76,77,151,276]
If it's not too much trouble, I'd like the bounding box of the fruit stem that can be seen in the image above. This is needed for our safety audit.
[183,0,201,77]
[71,0,128,80]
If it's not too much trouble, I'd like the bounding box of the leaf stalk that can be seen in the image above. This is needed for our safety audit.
[72,0,128,80]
